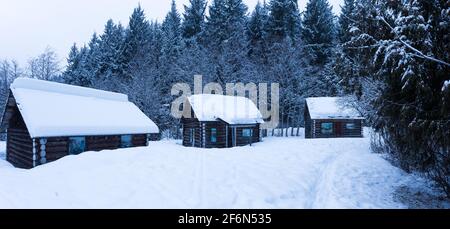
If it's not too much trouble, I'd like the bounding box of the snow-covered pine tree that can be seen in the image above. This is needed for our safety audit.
[265,38,305,127]
[301,0,336,66]
[372,0,450,196]
[338,0,356,43]
[203,0,250,84]
[247,1,269,63]
[181,0,207,39]
[74,45,95,87]
[118,5,151,81]
[158,1,185,132]
[266,0,300,42]
[204,0,248,49]
[334,0,382,117]
[63,44,80,84]
[96,19,125,81]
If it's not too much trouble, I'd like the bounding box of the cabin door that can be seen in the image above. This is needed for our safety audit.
[335,122,343,137]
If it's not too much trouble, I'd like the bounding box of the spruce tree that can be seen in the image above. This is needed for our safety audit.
[204,0,250,84]
[338,0,356,43]
[301,0,336,65]
[247,2,269,62]
[182,0,207,39]
[97,19,125,80]
[119,5,151,80]
[63,44,79,84]
[373,0,450,195]
[266,0,300,42]
[204,0,248,48]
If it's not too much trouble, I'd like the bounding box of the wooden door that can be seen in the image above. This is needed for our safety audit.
[335,122,343,137]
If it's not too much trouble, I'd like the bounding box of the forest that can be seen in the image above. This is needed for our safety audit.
[1,0,449,197]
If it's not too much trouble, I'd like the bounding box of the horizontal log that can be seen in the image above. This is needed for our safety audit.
[45,141,69,147]
[8,128,30,134]
[45,146,69,152]
[7,156,33,169]
[8,134,32,142]
[46,153,68,161]
[8,143,33,155]
[8,140,32,148]
[86,142,121,147]
[46,137,69,142]
[7,152,33,168]
[8,136,32,145]
[8,149,33,161]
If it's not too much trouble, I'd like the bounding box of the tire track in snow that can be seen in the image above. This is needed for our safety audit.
[305,153,340,209]
[191,151,206,208]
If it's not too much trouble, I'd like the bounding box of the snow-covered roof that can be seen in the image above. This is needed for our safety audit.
[8,78,159,138]
[187,94,264,125]
[305,97,364,120]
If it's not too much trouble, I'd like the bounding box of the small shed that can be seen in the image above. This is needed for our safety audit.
[304,97,364,139]
[0,78,159,169]
[181,94,264,148]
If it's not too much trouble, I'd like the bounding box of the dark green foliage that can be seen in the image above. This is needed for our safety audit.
[301,0,336,65]
[182,0,207,39]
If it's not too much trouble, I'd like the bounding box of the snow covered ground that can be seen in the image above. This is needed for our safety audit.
[0,131,448,209]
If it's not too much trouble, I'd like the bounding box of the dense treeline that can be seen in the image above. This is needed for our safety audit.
[335,0,450,196]
[60,0,339,134]
[1,0,449,197]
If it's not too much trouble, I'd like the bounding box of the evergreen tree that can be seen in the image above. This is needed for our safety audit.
[97,19,125,80]
[119,5,151,80]
[247,1,269,62]
[204,0,248,48]
[161,0,184,96]
[301,0,336,65]
[204,0,250,84]
[162,0,182,54]
[266,0,300,42]
[338,0,356,43]
[63,44,81,84]
[181,0,207,39]
[372,0,450,195]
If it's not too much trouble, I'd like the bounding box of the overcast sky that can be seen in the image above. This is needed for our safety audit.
[0,0,343,66]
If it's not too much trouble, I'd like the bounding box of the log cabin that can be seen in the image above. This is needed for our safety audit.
[181,94,264,148]
[305,97,364,139]
[0,78,159,169]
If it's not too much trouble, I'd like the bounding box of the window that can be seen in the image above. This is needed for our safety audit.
[69,137,86,155]
[242,129,253,137]
[121,135,133,148]
[321,123,333,134]
[346,123,356,130]
[210,128,217,143]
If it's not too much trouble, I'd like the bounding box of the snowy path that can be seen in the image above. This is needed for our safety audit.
[0,136,425,209]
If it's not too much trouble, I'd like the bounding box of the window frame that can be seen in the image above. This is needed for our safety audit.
[321,122,334,135]
[210,128,217,143]
[121,135,133,148]
[68,136,86,155]
[345,123,356,130]
[242,128,253,137]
